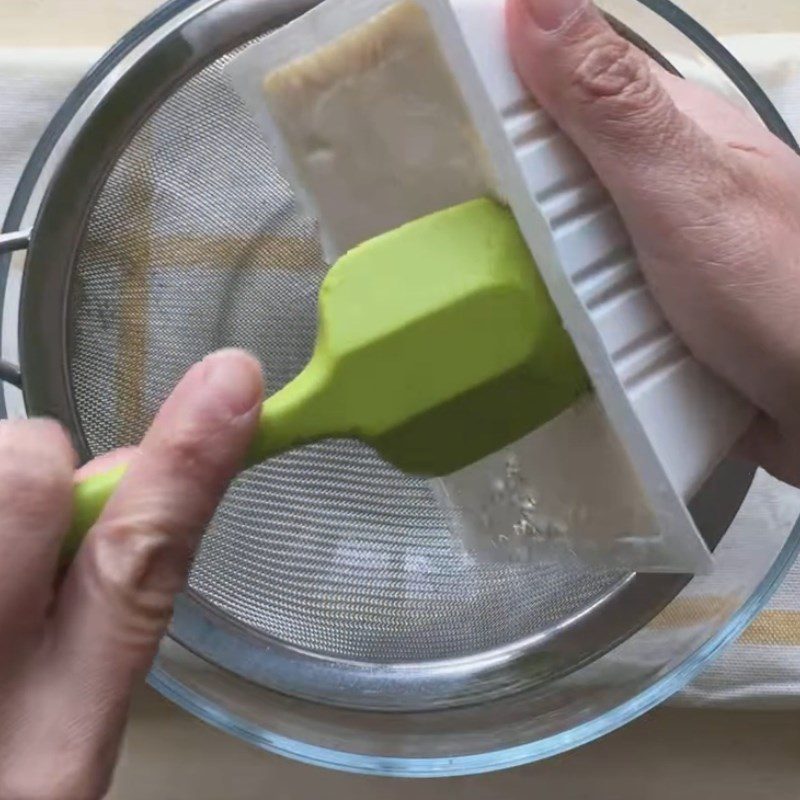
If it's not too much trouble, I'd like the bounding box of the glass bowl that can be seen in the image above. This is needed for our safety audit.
[2,0,798,778]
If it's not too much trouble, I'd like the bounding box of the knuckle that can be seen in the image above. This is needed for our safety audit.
[572,35,663,118]
[85,517,191,637]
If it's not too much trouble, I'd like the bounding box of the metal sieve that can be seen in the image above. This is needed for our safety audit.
[0,0,790,718]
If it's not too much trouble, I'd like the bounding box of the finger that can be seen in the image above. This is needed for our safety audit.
[506,0,715,177]
[50,349,262,733]
[0,419,75,636]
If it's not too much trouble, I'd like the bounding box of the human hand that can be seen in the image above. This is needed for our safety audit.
[507,0,800,486]
[0,349,262,799]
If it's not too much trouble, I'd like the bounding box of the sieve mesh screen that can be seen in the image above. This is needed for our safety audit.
[68,47,621,664]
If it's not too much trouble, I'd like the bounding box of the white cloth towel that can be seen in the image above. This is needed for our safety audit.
[0,48,102,214]
[3,34,800,708]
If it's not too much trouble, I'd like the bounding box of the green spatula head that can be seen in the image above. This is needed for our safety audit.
[70,198,589,552]
[248,197,589,471]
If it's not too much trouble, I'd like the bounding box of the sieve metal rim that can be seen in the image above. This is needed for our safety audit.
[4,0,318,440]
[0,0,785,715]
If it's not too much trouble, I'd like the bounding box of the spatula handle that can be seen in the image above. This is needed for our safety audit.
[67,464,128,557]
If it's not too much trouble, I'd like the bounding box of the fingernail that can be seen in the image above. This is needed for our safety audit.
[522,0,588,32]
[200,349,263,419]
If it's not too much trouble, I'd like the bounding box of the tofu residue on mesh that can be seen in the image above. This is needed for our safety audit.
[433,397,660,569]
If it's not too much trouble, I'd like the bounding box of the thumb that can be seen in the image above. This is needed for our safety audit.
[506,0,707,184]
[56,349,263,667]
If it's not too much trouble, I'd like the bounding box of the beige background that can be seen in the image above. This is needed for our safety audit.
[2,0,800,46]
[113,688,800,800]
[3,1,800,797]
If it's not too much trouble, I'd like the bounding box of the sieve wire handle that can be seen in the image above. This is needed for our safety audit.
[66,358,334,559]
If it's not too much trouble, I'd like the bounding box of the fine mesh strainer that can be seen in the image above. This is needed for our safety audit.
[2,0,799,775]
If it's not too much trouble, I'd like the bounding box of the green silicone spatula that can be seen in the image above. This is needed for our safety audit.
[68,198,590,554]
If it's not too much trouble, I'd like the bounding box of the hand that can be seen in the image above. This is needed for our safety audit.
[507,0,800,486]
[0,349,262,800]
